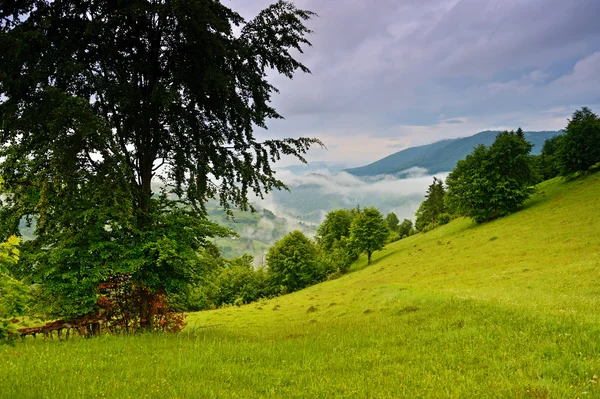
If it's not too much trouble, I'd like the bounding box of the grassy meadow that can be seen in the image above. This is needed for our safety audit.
[1,175,600,398]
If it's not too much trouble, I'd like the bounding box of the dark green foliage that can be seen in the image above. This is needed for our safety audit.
[316,209,359,272]
[316,209,356,252]
[0,1,320,322]
[266,231,323,294]
[557,107,600,177]
[446,131,538,223]
[437,213,451,225]
[0,235,28,345]
[385,212,400,232]
[537,135,564,181]
[212,255,268,307]
[399,219,413,238]
[349,207,389,265]
[415,177,445,231]
[182,254,268,310]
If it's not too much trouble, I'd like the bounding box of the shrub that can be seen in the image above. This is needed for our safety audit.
[437,213,451,225]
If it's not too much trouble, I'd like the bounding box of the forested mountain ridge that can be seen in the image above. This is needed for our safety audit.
[345,130,562,176]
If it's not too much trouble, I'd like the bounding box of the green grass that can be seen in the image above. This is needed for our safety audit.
[2,176,600,398]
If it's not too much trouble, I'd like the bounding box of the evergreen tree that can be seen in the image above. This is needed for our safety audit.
[398,219,413,238]
[557,107,600,176]
[415,177,445,230]
[385,212,400,232]
[537,135,564,181]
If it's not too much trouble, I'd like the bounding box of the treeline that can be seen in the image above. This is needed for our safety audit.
[414,107,600,231]
[178,206,409,310]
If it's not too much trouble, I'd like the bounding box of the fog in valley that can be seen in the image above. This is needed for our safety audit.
[259,166,450,224]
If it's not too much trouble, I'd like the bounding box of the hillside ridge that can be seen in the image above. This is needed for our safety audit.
[345,130,561,176]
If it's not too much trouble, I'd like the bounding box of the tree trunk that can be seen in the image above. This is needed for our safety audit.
[138,156,154,330]
[140,288,151,330]
[367,251,372,265]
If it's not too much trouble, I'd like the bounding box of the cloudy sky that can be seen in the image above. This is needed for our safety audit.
[228,0,600,166]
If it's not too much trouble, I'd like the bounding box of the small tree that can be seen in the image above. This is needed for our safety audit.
[415,177,445,231]
[398,219,413,238]
[557,107,600,176]
[385,212,400,232]
[315,209,359,272]
[0,235,29,345]
[349,207,389,265]
[537,135,564,181]
[316,209,356,252]
[266,231,321,294]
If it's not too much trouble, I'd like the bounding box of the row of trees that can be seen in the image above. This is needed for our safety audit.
[537,107,600,180]
[414,107,600,229]
[177,206,394,310]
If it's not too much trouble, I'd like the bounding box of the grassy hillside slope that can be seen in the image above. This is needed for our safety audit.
[1,176,599,398]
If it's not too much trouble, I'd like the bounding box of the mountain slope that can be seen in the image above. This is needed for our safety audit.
[5,175,599,398]
[346,130,561,176]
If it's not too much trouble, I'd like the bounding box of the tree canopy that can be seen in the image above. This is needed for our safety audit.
[0,0,320,325]
[557,107,600,176]
[266,230,320,294]
[445,130,537,223]
[415,177,445,231]
[385,212,400,232]
[349,207,388,265]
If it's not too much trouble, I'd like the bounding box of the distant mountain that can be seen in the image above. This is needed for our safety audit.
[278,162,351,175]
[344,130,562,177]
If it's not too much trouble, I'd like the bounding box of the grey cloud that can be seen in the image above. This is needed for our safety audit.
[228,0,600,161]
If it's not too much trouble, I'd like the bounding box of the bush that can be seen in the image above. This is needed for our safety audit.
[177,254,268,310]
[437,213,451,225]
[386,230,401,243]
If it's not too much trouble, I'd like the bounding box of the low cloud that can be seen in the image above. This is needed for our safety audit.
[253,168,449,223]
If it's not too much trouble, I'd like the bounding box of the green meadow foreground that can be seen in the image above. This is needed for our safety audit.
[2,176,600,398]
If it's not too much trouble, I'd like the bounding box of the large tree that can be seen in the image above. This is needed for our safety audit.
[0,1,321,325]
[557,107,600,176]
[445,131,537,223]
